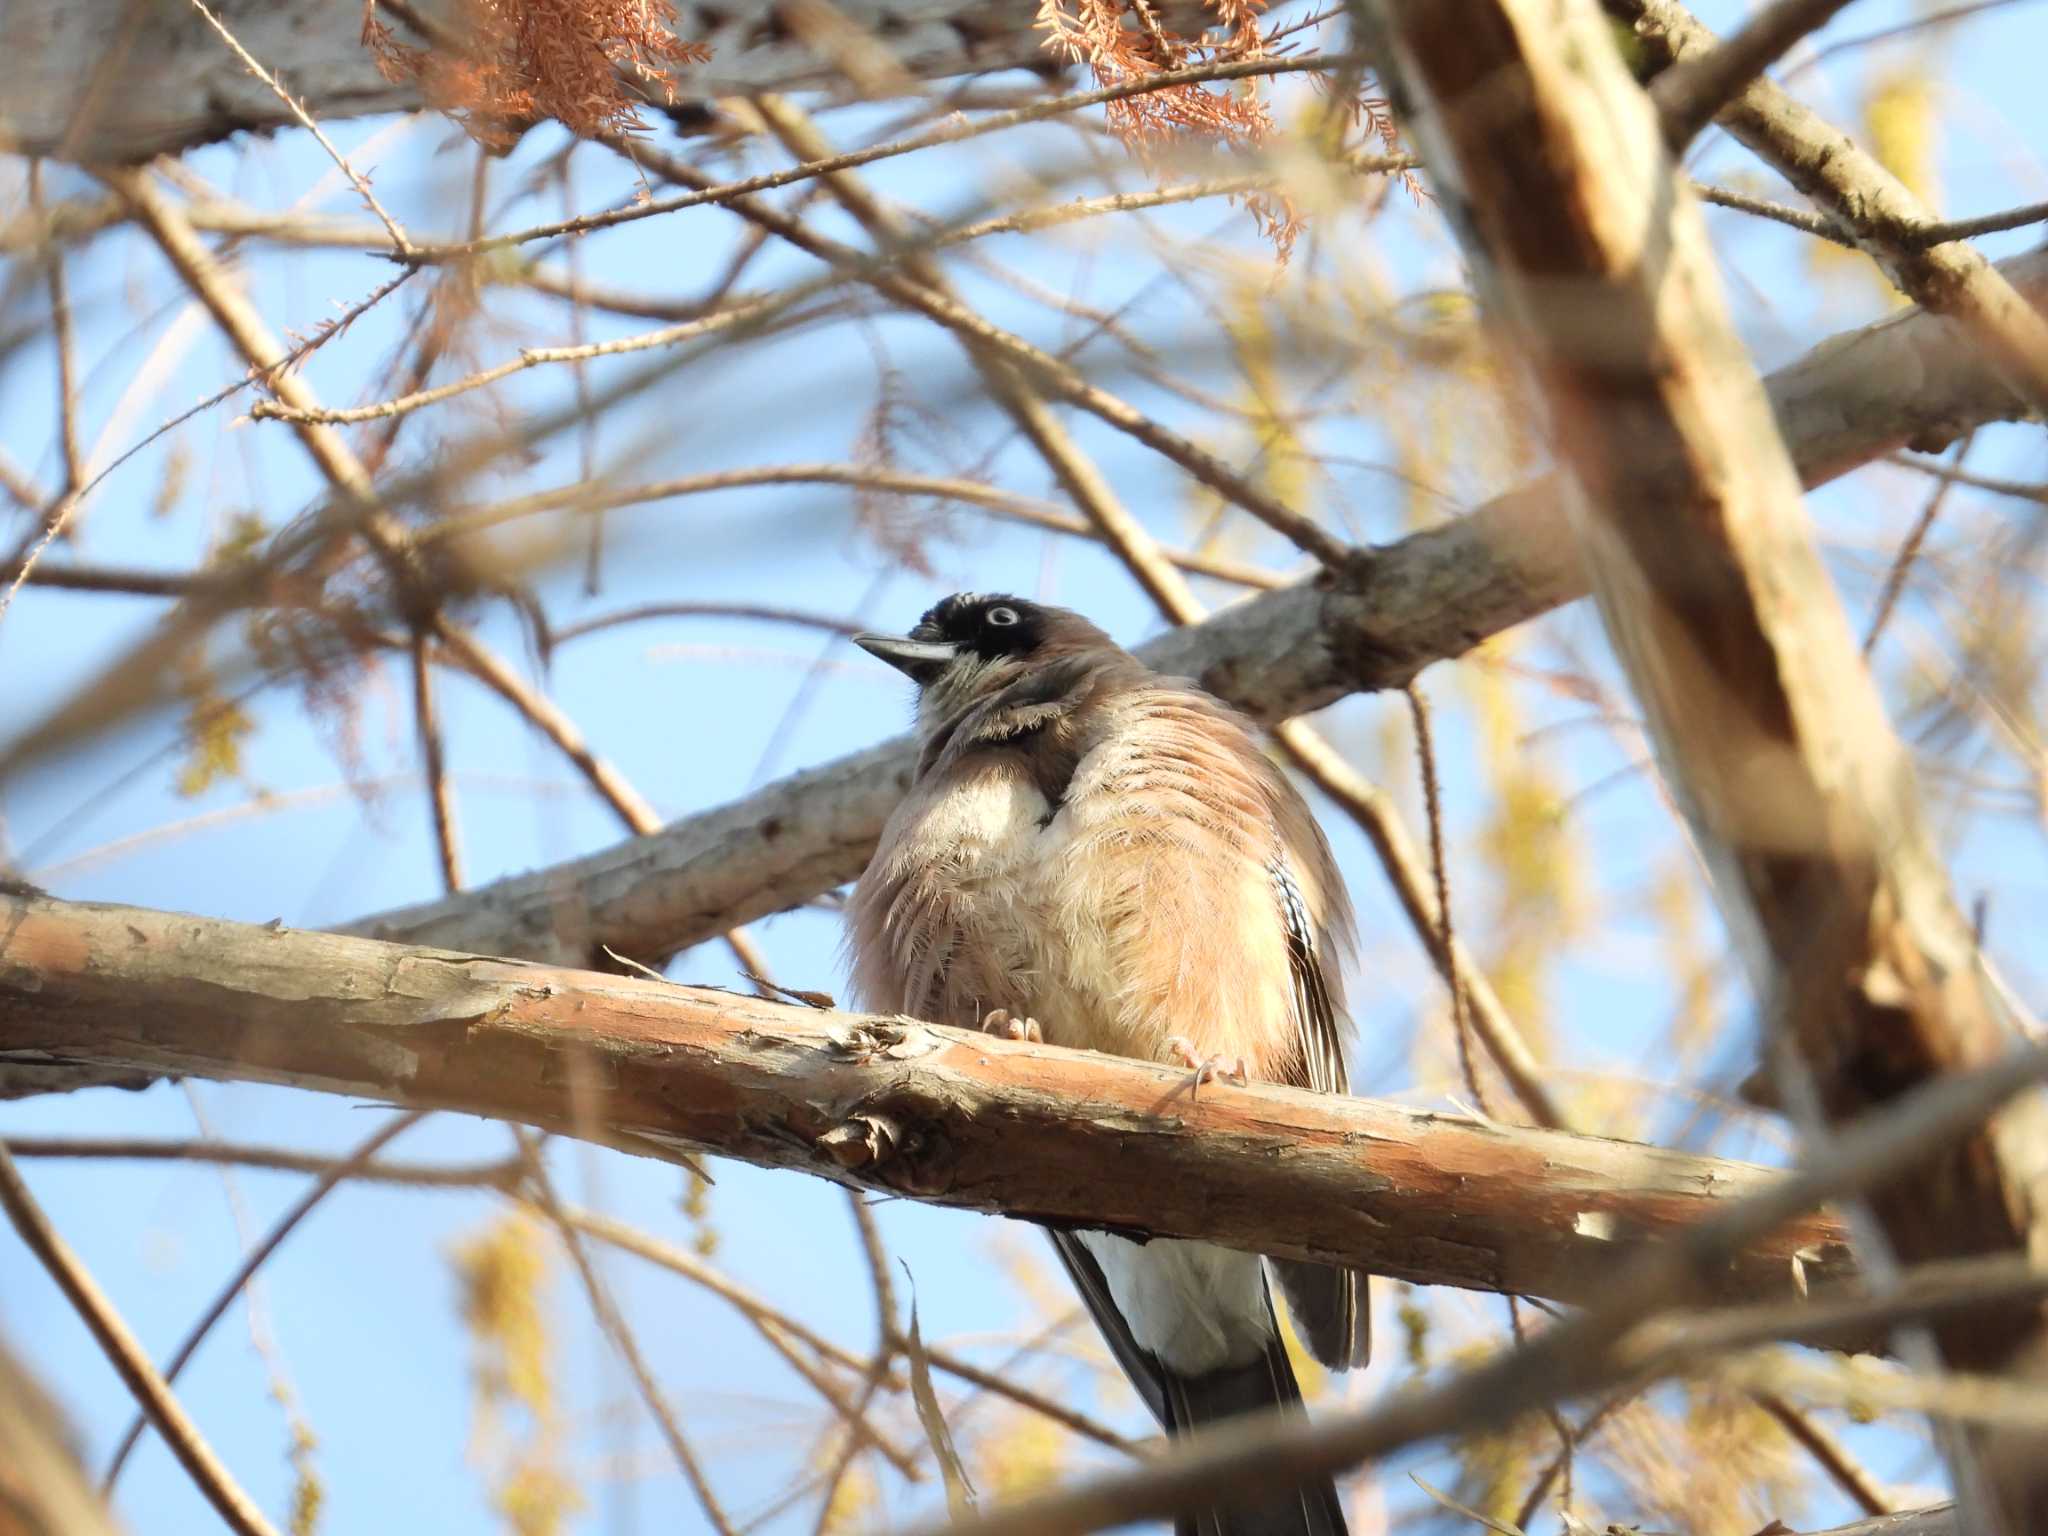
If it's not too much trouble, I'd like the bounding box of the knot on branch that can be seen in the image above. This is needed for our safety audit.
[814,1102,961,1198]
[809,1021,963,1195]
[828,1020,947,1064]
[817,1111,911,1171]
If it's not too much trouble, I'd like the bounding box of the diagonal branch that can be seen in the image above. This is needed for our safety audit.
[1651,0,1859,148]
[0,1138,280,1536]
[348,247,2048,967]
[1363,0,2048,1520]
[1614,0,2048,417]
[910,1039,2048,1536]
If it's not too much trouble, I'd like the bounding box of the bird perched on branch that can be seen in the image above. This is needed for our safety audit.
[847,592,1365,1536]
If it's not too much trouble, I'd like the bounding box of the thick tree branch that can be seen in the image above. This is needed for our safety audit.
[2,0,1127,162]
[351,248,2048,966]
[1361,0,2048,1519]
[1615,0,2048,417]
[0,891,1854,1311]
[1651,0,1858,149]
[911,1041,2048,1536]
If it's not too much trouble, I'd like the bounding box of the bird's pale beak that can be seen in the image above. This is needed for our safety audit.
[853,633,959,681]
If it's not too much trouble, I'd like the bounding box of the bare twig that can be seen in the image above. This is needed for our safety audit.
[1883,454,2048,507]
[4,1135,520,1187]
[0,560,200,596]
[32,162,88,505]
[1403,681,1490,1116]
[102,1111,428,1486]
[1864,435,1975,655]
[247,285,825,426]
[411,634,464,892]
[516,1135,740,1536]
[183,0,412,253]
[0,1139,281,1536]
[550,1201,925,1475]
[1754,1390,1892,1517]
[421,464,1286,589]
[1653,0,1862,148]
[388,55,1362,267]
[548,603,868,647]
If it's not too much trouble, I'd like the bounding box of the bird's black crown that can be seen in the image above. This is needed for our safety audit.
[909,592,1045,659]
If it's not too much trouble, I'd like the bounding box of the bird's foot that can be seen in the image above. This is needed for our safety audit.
[1165,1036,1249,1100]
[982,1009,1044,1044]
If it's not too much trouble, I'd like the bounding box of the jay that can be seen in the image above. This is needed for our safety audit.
[847,592,1366,1536]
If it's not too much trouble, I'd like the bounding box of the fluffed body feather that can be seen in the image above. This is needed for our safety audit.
[846,594,1366,1535]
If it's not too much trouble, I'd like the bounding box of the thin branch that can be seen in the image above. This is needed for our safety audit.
[551,1201,926,1475]
[0,449,46,513]
[1275,723,1566,1128]
[1884,453,2048,507]
[918,1341,1138,1455]
[1913,198,2048,247]
[430,626,664,834]
[1864,435,1974,655]
[1753,1390,1891,1517]
[548,603,868,647]
[1654,0,1863,148]
[3,1135,520,1187]
[410,634,464,892]
[0,560,200,596]
[390,55,1362,267]
[248,284,826,426]
[33,162,88,504]
[0,1139,281,1536]
[1514,1390,1632,1529]
[516,1137,739,1536]
[182,0,412,253]
[102,1111,428,1485]
[1694,180,1848,243]
[1617,0,2048,418]
[422,464,1287,589]
[1403,682,1489,1116]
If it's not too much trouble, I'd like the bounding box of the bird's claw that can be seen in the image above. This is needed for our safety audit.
[1165,1036,1249,1099]
[982,1009,1044,1044]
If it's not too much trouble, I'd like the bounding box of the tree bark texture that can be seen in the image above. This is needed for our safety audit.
[5,0,1127,163]
[1359,0,2048,1516]
[0,891,1856,1310]
[351,248,2048,969]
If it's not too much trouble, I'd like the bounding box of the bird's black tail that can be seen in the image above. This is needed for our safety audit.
[1048,1231,1348,1536]
[1158,1336,1348,1536]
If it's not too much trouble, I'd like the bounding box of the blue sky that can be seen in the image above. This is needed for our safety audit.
[4,1,2047,1530]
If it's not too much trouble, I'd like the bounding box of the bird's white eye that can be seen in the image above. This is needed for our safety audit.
[985,606,1020,627]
